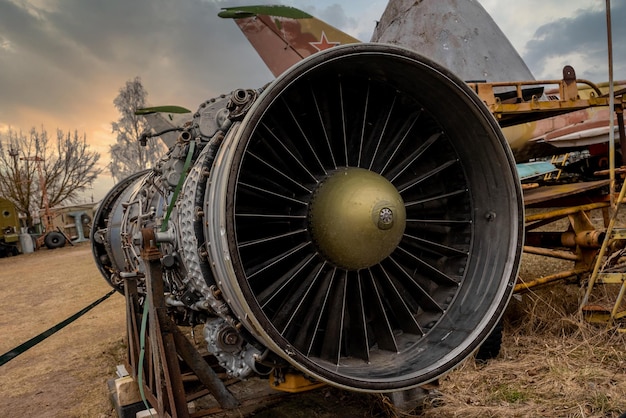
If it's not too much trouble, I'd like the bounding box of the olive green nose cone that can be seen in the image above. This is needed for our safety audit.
[308,167,406,270]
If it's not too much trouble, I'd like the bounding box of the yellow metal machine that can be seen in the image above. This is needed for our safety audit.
[0,197,20,257]
[471,74,626,331]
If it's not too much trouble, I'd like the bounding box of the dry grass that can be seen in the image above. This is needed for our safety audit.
[388,286,626,418]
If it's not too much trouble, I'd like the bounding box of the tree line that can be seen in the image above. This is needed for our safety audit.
[0,76,164,228]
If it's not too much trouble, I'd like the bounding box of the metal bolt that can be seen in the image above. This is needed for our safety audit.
[210,286,222,299]
[377,207,394,230]
[379,207,393,225]
[222,329,239,346]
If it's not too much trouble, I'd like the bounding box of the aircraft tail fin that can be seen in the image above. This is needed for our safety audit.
[371,0,535,82]
[219,5,360,77]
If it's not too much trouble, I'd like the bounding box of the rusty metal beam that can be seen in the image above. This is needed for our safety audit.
[524,184,611,209]
[158,310,240,410]
[525,201,610,223]
[523,246,580,261]
[514,269,588,293]
[142,228,190,418]
[129,227,245,416]
[467,78,618,128]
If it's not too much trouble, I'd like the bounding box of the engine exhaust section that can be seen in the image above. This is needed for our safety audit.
[91,44,523,392]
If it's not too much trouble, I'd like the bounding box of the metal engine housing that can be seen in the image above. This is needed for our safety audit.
[91,43,523,392]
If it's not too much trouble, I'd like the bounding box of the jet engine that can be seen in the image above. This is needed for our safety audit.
[91,44,523,392]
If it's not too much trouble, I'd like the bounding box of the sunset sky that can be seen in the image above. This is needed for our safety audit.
[0,0,624,201]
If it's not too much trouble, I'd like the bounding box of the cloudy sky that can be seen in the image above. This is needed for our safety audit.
[0,0,623,200]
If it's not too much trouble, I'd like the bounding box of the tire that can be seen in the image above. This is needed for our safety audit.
[44,231,66,249]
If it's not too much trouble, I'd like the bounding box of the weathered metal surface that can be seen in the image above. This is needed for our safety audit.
[516,161,557,181]
[371,0,535,82]
[93,43,523,393]
[595,273,626,284]
[523,180,611,207]
[522,246,581,262]
[521,200,611,293]
[515,269,589,293]
[307,167,406,270]
[468,78,625,162]
[143,231,189,418]
[219,5,359,77]
[160,311,240,410]
[469,79,614,127]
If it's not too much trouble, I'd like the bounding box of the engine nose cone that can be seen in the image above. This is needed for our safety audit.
[308,167,406,270]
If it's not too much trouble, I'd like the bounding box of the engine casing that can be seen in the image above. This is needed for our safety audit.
[92,43,523,392]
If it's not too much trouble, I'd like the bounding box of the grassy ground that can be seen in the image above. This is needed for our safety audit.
[0,242,625,417]
[416,284,626,418]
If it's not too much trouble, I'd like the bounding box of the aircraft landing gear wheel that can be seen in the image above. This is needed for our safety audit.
[44,231,66,249]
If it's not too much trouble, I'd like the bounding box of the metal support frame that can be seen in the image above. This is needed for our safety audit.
[122,228,239,417]
[468,76,623,128]
[579,180,626,330]
[517,200,610,293]
[119,228,319,415]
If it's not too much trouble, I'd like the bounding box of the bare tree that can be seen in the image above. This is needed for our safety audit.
[0,127,102,227]
[109,76,166,182]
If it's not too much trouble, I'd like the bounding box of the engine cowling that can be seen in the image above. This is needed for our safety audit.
[92,43,523,392]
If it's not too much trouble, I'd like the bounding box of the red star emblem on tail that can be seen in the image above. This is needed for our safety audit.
[310,31,340,51]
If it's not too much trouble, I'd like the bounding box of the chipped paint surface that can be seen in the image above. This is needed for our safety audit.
[371,0,535,82]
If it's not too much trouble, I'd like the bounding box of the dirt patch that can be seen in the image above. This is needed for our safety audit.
[1,241,625,417]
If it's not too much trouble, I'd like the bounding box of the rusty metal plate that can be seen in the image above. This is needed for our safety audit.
[523,179,610,207]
